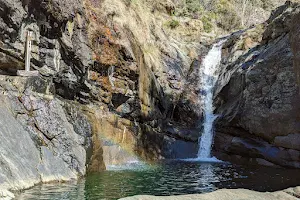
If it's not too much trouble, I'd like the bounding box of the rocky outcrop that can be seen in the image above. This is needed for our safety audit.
[0,0,206,193]
[120,186,300,200]
[0,0,92,101]
[1,0,299,197]
[214,2,300,168]
[81,0,211,160]
[0,75,93,197]
[0,0,104,191]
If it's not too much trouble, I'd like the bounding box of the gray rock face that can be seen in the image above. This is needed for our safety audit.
[37,147,77,183]
[214,2,300,168]
[0,75,93,193]
[0,0,205,163]
[0,102,40,191]
[120,186,300,200]
[17,96,87,175]
[0,0,92,102]
[0,0,99,191]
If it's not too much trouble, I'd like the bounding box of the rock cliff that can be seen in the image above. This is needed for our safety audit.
[214,1,300,168]
[0,0,207,194]
[0,0,96,194]
[0,76,92,197]
[0,0,299,197]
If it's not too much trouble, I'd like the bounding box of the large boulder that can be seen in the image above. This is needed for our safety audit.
[0,75,95,193]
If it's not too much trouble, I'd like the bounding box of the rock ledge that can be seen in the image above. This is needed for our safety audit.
[120,187,300,200]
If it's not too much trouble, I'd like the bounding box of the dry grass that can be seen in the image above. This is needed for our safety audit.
[84,0,204,75]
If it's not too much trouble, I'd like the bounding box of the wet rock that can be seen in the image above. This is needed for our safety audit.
[137,124,198,160]
[84,108,106,173]
[102,141,139,167]
[214,133,300,168]
[63,102,93,157]
[84,105,138,158]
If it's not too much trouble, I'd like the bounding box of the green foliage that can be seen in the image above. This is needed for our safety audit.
[214,0,241,31]
[172,0,279,33]
[174,0,241,32]
[166,19,180,29]
[186,0,204,14]
[201,16,213,33]
[127,0,138,6]
[261,0,274,10]
[176,0,205,18]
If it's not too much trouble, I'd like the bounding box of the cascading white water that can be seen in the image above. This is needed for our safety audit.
[197,39,227,159]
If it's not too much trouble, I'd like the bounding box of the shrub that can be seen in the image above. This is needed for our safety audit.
[167,19,180,29]
[214,0,241,31]
[175,0,204,17]
[201,16,213,33]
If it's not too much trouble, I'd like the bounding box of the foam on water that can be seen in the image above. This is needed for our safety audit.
[183,157,223,163]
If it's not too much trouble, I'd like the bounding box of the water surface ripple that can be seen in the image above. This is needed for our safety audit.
[17,161,300,200]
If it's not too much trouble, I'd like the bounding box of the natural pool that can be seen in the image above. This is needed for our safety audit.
[16,160,300,200]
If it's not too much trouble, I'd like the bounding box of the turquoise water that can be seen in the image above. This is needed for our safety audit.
[17,161,300,200]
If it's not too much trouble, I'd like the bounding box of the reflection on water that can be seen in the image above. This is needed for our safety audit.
[106,160,149,171]
[16,161,300,200]
[196,164,218,191]
[16,181,86,200]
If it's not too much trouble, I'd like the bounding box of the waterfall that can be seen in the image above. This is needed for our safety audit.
[197,39,227,160]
